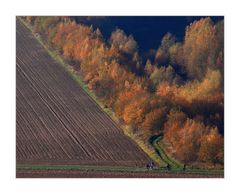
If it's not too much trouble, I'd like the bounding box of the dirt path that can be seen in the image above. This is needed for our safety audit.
[16,169,223,178]
[16,163,224,178]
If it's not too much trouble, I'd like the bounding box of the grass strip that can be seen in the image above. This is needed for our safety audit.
[16,164,223,175]
[152,136,181,169]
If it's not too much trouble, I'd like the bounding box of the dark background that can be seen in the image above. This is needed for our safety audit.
[73,16,224,54]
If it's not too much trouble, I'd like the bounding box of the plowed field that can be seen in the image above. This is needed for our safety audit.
[16,19,151,167]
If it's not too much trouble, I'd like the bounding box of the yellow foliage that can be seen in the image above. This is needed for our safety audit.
[157,69,222,103]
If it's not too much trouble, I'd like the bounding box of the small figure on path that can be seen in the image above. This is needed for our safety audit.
[146,162,154,170]
[150,161,155,169]
[183,164,186,171]
[166,164,171,171]
[146,163,150,170]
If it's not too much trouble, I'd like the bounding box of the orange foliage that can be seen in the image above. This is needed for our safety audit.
[23,16,224,166]
[141,107,167,132]
[122,96,148,126]
[115,83,148,121]
[163,109,223,165]
[164,110,210,163]
[52,22,78,51]
[156,82,177,99]
[198,127,224,165]
[109,29,138,55]
[156,69,223,103]
[183,17,223,79]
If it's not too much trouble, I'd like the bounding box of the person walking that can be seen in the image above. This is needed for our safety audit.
[183,164,186,171]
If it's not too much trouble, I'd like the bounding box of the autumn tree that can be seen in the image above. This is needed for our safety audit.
[144,59,155,76]
[155,33,176,66]
[109,29,138,54]
[114,80,151,129]
[178,69,222,102]
[163,109,187,149]
[91,76,116,106]
[156,68,223,103]
[32,17,69,37]
[150,65,183,90]
[109,29,141,73]
[122,96,149,127]
[161,32,177,51]
[183,17,224,80]
[198,127,224,165]
[163,108,223,165]
[141,107,168,132]
[51,21,78,53]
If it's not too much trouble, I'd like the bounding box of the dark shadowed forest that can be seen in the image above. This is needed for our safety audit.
[23,16,224,167]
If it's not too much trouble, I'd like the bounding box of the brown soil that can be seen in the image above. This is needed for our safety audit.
[16,19,150,168]
[16,169,223,178]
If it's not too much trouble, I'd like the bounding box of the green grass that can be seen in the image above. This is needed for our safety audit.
[16,163,223,175]
[152,136,182,169]
[17,164,149,173]
[123,128,166,167]
[152,135,224,174]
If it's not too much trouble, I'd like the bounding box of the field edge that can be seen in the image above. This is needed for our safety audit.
[17,16,165,167]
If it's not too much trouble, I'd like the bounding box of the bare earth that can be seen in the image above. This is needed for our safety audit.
[16,169,223,178]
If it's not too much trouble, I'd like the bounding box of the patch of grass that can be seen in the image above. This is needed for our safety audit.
[123,127,167,167]
[153,136,224,173]
[152,136,181,169]
[16,164,148,173]
[16,163,223,175]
